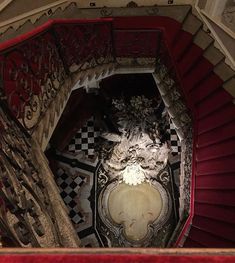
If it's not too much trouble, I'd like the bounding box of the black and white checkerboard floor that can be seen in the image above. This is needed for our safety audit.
[66,116,100,159]
[53,155,100,247]
[167,120,181,156]
[66,116,181,159]
[56,167,86,225]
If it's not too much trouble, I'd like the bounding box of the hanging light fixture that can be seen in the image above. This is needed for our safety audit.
[121,163,146,186]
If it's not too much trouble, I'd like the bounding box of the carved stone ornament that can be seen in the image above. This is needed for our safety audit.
[126,1,138,8]
[222,1,235,33]
[102,133,170,185]
[154,56,193,219]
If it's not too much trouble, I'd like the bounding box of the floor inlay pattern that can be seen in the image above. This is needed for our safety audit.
[49,117,182,247]
[95,163,176,247]
[52,152,101,247]
[66,116,100,159]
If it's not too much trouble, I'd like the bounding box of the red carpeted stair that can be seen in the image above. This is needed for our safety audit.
[113,13,235,248]
[169,14,235,248]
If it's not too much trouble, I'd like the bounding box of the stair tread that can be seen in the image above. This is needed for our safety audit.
[198,103,235,135]
[172,30,193,61]
[192,215,235,242]
[197,120,235,148]
[203,45,225,66]
[214,61,235,81]
[196,139,235,161]
[196,174,235,190]
[195,189,235,206]
[193,29,213,50]
[188,226,235,247]
[178,44,203,76]
[189,73,223,106]
[182,58,213,94]
[182,13,202,35]
[194,203,235,224]
[196,89,232,120]
[183,237,205,248]
[196,154,235,174]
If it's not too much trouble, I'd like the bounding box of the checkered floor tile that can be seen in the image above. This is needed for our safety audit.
[167,120,181,155]
[67,116,100,158]
[56,167,86,224]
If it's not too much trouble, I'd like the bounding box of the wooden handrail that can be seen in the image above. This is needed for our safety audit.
[0,248,235,255]
[0,0,13,12]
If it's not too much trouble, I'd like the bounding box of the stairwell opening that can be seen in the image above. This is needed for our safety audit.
[45,73,184,247]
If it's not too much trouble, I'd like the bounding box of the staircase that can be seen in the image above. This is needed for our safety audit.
[158,11,235,248]
[0,3,235,248]
[173,14,235,248]
[110,13,235,248]
[0,2,78,42]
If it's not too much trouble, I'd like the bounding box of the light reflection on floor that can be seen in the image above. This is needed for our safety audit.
[108,182,163,241]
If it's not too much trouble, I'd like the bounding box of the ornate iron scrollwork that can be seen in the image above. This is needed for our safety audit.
[0,106,73,247]
[53,22,114,73]
[0,21,115,133]
[100,7,113,17]
[0,32,66,131]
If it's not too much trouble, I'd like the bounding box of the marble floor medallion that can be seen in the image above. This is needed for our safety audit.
[108,182,163,241]
[96,163,174,247]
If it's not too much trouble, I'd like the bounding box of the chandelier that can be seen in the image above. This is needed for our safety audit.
[100,96,170,186]
[121,163,146,185]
